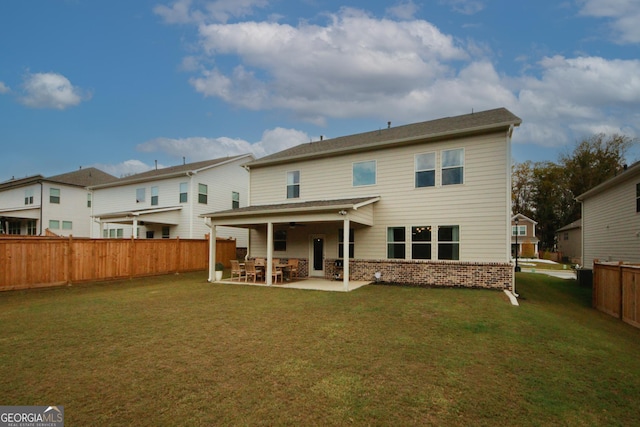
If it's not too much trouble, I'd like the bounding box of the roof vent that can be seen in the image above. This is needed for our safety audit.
[320,135,324,141]
[387,121,391,129]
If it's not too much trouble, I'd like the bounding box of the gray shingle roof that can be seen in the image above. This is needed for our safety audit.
[248,108,521,168]
[47,167,118,187]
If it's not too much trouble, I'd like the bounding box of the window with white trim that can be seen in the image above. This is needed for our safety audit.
[87,193,92,208]
[415,153,436,188]
[25,189,34,205]
[411,226,432,259]
[287,171,300,199]
[387,227,406,259]
[49,220,60,230]
[136,188,145,203]
[512,225,526,236]
[27,220,36,235]
[442,149,464,185]
[232,191,240,209]
[274,230,287,251]
[353,160,376,186]
[198,184,208,204]
[151,186,159,206]
[438,226,459,260]
[49,188,60,204]
[179,182,188,203]
[338,228,354,259]
[62,221,72,230]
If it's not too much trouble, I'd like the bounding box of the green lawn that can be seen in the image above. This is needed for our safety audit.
[1,272,639,426]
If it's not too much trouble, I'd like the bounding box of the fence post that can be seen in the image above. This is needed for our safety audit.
[129,236,135,279]
[176,237,181,274]
[619,261,624,319]
[67,235,73,285]
[593,259,598,308]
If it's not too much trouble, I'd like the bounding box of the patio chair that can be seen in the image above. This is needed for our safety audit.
[245,260,263,283]
[230,260,245,281]
[272,261,283,284]
[288,258,299,280]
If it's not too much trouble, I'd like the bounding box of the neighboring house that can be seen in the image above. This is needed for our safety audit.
[556,219,582,265]
[90,155,253,247]
[203,108,522,290]
[576,162,640,268]
[0,168,117,237]
[511,213,539,258]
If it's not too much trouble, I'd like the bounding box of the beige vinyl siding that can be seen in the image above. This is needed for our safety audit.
[249,131,510,262]
[582,178,640,268]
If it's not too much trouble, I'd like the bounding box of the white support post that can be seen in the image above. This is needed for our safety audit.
[266,222,273,286]
[343,218,350,291]
[132,217,138,239]
[208,224,217,282]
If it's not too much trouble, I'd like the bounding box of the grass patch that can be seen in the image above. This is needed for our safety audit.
[1,272,639,425]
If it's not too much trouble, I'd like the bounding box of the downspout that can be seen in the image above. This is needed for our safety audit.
[507,125,517,297]
[187,171,195,238]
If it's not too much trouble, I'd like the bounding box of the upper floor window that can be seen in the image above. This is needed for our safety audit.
[415,153,436,188]
[442,149,464,185]
[136,188,145,203]
[87,193,92,208]
[411,226,432,259]
[24,189,34,205]
[287,171,300,199]
[151,186,159,206]
[179,182,188,203]
[636,183,640,213]
[387,227,406,259]
[232,191,240,209]
[512,225,526,236]
[438,225,460,260]
[49,188,60,204]
[353,160,376,187]
[198,184,208,204]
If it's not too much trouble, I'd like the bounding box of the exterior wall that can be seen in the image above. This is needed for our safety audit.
[41,182,93,237]
[249,130,511,263]
[582,177,640,268]
[556,227,582,264]
[326,258,513,290]
[0,183,42,234]
[92,158,250,246]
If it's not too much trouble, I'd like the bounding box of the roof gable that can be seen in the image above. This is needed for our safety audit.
[247,108,521,168]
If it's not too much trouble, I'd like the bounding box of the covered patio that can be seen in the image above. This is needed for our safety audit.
[215,276,371,292]
[93,206,182,238]
[202,196,380,291]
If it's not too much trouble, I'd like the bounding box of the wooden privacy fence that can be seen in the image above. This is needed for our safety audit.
[0,236,236,291]
[593,261,640,329]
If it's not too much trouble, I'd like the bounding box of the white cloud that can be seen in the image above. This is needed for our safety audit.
[154,0,268,24]
[386,1,420,20]
[136,127,309,160]
[91,160,156,178]
[19,72,90,110]
[0,82,9,94]
[190,8,468,122]
[440,0,485,15]
[579,0,640,43]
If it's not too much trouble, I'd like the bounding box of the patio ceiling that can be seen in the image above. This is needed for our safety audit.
[201,196,380,228]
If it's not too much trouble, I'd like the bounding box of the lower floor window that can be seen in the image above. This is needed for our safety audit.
[8,221,21,234]
[438,226,460,260]
[162,226,170,239]
[387,227,406,259]
[411,226,432,259]
[338,228,354,258]
[27,220,37,235]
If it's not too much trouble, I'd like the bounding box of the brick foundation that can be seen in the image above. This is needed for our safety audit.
[325,258,513,290]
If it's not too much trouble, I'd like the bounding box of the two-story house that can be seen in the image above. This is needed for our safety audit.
[90,155,253,248]
[576,161,640,268]
[511,213,539,259]
[0,167,117,237]
[203,108,522,290]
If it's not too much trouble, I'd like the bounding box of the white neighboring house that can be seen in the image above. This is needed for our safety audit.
[89,155,253,247]
[203,108,522,290]
[0,168,117,237]
[576,161,640,268]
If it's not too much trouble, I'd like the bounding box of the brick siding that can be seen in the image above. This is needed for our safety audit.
[326,258,513,290]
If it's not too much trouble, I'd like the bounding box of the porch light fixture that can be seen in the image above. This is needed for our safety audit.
[338,210,347,216]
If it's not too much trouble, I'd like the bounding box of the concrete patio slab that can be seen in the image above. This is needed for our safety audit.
[214,277,371,292]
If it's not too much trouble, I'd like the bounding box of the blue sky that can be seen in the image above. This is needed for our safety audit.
[1,0,639,179]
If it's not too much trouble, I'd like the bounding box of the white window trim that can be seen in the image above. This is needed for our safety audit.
[352,160,377,187]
